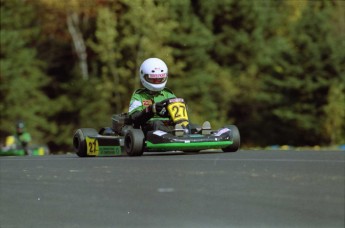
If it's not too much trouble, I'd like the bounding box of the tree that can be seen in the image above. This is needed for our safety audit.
[166,0,238,126]
[262,1,345,145]
[196,0,290,144]
[117,0,178,93]
[0,0,55,144]
[34,0,100,80]
[323,82,345,145]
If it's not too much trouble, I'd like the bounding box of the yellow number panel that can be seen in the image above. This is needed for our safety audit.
[167,102,189,123]
[86,137,99,156]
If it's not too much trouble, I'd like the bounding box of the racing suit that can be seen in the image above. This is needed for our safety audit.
[14,131,31,155]
[128,88,176,132]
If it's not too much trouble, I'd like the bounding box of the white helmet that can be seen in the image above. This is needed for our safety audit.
[140,58,168,91]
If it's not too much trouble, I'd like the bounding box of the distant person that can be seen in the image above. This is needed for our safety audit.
[14,121,31,155]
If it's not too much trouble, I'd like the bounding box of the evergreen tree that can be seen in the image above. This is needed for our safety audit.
[166,0,238,126]
[197,0,289,143]
[85,7,121,126]
[263,1,345,145]
[0,0,55,144]
[117,0,177,96]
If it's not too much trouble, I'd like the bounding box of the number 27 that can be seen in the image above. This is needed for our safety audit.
[172,105,186,118]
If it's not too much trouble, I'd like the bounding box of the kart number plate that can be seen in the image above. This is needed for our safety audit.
[86,137,99,156]
[167,102,188,123]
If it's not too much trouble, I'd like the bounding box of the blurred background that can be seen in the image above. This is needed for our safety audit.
[1,0,344,153]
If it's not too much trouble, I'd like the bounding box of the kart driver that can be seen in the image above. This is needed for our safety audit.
[14,121,31,155]
[128,57,211,134]
[128,58,179,133]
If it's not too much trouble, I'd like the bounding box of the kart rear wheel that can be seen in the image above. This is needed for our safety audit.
[73,128,98,157]
[222,125,240,152]
[125,129,145,156]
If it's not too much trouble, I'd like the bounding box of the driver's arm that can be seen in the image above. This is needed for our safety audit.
[130,107,154,128]
[129,99,168,128]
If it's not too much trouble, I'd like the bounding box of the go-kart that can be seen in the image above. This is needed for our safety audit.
[73,98,240,157]
[0,146,49,156]
[0,136,50,156]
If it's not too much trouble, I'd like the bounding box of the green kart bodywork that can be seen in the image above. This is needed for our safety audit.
[145,141,232,150]
[0,146,48,156]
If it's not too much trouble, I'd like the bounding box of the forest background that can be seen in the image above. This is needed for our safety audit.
[1,0,344,153]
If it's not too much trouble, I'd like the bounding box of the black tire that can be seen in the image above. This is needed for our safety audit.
[73,128,98,157]
[222,125,240,152]
[125,129,145,156]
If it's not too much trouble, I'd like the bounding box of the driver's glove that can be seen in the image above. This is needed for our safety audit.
[152,99,169,117]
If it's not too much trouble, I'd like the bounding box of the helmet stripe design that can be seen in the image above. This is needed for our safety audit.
[148,73,167,78]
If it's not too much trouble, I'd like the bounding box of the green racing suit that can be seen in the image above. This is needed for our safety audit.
[14,131,31,155]
[128,88,176,130]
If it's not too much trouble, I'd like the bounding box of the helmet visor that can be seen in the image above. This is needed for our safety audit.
[144,73,167,84]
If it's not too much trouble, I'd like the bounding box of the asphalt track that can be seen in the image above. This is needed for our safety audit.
[0,150,344,228]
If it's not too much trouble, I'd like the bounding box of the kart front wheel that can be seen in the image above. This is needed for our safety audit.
[125,129,145,156]
[73,128,98,157]
[222,125,240,152]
